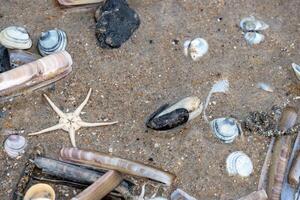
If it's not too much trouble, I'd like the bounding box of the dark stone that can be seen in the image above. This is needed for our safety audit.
[0,45,11,73]
[95,0,140,48]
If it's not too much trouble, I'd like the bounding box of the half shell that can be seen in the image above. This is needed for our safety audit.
[24,183,55,200]
[9,50,40,68]
[57,0,104,6]
[0,26,32,49]
[240,16,269,31]
[0,45,10,73]
[244,32,265,45]
[211,117,241,143]
[226,151,253,177]
[4,134,27,158]
[184,38,208,61]
[38,29,67,56]
[292,63,300,81]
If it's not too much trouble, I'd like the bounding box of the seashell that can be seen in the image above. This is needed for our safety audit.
[9,50,40,68]
[57,0,104,6]
[184,38,208,61]
[257,82,274,92]
[240,16,269,31]
[171,188,197,200]
[0,51,72,102]
[244,32,265,45]
[226,151,253,177]
[38,29,67,56]
[210,117,241,143]
[146,96,203,130]
[238,190,268,200]
[4,134,27,158]
[0,26,32,49]
[292,63,300,81]
[24,183,55,200]
[0,45,10,73]
[288,150,300,187]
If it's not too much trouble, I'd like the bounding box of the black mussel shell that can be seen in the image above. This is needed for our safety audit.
[0,45,11,73]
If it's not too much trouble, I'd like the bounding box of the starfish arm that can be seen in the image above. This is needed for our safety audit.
[74,88,92,116]
[69,128,77,147]
[78,121,118,127]
[28,123,64,136]
[44,94,66,118]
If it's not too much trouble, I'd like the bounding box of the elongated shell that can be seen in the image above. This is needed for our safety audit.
[292,63,300,81]
[244,32,265,45]
[184,38,208,61]
[60,148,176,186]
[210,117,240,143]
[38,29,67,56]
[240,16,269,31]
[171,189,197,200]
[9,49,40,68]
[4,134,27,158]
[0,26,32,49]
[57,0,104,6]
[0,51,72,102]
[0,45,10,73]
[238,190,268,200]
[288,150,300,187]
[226,151,253,177]
[146,97,202,130]
[24,183,55,200]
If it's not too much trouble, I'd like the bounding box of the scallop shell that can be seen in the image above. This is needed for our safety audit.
[226,151,253,177]
[244,32,265,45]
[38,29,67,56]
[211,117,240,143]
[0,45,10,73]
[292,63,300,81]
[24,183,55,200]
[240,16,269,31]
[0,26,32,49]
[4,134,27,158]
[184,38,208,61]
[57,0,104,6]
[0,51,72,102]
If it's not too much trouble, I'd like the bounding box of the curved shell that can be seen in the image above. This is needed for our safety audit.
[244,32,265,45]
[292,63,300,81]
[0,51,72,102]
[4,134,27,158]
[24,183,55,200]
[0,26,32,49]
[57,0,104,6]
[240,16,269,31]
[0,45,10,73]
[226,151,253,177]
[146,96,203,130]
[9,49,40,68]
[211,117,240,143]
[38,29,67,56]
[184,38,208,61]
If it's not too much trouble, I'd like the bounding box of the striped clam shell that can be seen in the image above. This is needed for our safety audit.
[57,0,104,6]
[244,32,265,45]
[0,26,32,49]
[4,134,27,158]
[0,51,72,102]
[38,29,67,56]
[210,117,240,143]
[226,151,253,177]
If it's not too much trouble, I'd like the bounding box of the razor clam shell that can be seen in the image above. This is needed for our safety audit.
[244,32,265,45]
[0,51,72,102]
[184,38,208,61]
[171,188,197,200]
[288,150,300,186]
[58,0,104,6]
[292,63,300,81]
[211,117,240,143]
[38,29,67,56]
[9,49,40,68]
[60,148,176,186]
[24,183,55,200]
[0,26,32,49]
[240,16,269,31]
[0,45,10,73]
[4,134,27,158]
[238,190,268,200]
[226,151,253,177]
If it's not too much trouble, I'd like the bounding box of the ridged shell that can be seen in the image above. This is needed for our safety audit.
[240,16,269,31]
[244,32,265,45]
[57,0,104,6]
[211,117,240,143]
[0,26,32,49]
[0,45,10,73]
[24,183,55,200]
[38,29,67,56]
[4,134,27,158]
[226,151,253,177]
[184,38,208,61]
[292,63,300,81]
[0,51,72,102]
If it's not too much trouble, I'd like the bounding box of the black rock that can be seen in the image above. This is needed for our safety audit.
[95,0,140,48]
[0,45,11,73]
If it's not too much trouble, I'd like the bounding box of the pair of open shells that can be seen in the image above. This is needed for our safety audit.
[0,26,32,49]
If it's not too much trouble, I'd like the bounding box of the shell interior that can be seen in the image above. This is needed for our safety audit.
[38,29,67,56]
[226,151,253,177]
[240,16,269,31]
[292,63,300,80]
[24,183,55,200]
[211,117,240,143]
[4,134,27,158]
[244,32,265,45]
[184,38,208,61]
[0,26,32,49]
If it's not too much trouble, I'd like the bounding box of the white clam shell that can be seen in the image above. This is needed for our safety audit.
[226,151,253,177]
[240,16,269,31]
[24,183,55,200]
[244,32,265,45]
[184,38,208,61]
[292,63,300,81]
[4,134,27,158]
[0,26,32,49]
[38,29,67,56]
[211,117,240,143]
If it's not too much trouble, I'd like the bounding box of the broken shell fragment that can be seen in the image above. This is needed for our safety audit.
[257,82,274,92]
[146,96,203,130]
[57,0,104,6]
[184,38,208,61]
[9,49,40,68]
[211,117,241,143]
[0,45,10,73]
[0,51,72,102]
[292,63,300,81]
[24,183,55,200]
[4,134,27,158]
[38,29,67,56]
[240,16,269,31]
[0,26,32,49]
[244,32,265,45]
[226,151,253,177]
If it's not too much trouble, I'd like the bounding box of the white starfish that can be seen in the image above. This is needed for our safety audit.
[28,88,118,147]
